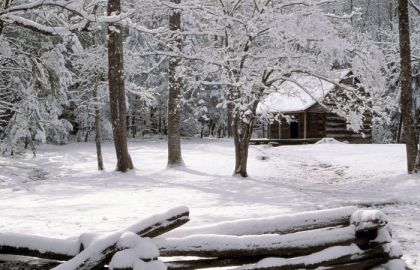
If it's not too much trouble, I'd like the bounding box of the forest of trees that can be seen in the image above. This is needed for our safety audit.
[0,0,419,176]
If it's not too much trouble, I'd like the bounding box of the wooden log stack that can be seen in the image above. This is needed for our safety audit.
[0,206,410,270]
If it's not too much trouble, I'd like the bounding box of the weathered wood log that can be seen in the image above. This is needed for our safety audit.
[164,242,398,270]
[0,260,60,270]
[230,243,400,270]
[52,206,189,270]
[0,259,107,270]
[124,207,189,238]
[165,257,267,270]
[156,225,385,258]
[0,233,79,261]
[320,257,390,270]
[0,207,189,265]
[0,255,64,270]
[167,206,358,237]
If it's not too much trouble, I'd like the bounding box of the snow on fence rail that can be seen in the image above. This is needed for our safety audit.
[0,206,410,270]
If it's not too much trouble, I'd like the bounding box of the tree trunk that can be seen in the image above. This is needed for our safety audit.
[131,115,136,138]
[388,0,394,30]
[398,0,418,173]
[227,103,234,137]
[84,129,89,142]
[167,0,183,166]
[232,102,258,177]
[232,117,251,177]
[93,82,104,171]
[107,0,133,172]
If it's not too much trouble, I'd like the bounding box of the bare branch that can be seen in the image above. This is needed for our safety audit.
[409,0,420,14]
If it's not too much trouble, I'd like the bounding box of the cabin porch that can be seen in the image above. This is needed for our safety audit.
[249,138,321,145]
[254,111,327,141]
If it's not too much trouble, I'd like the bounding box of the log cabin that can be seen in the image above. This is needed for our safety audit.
[255,70,372,144]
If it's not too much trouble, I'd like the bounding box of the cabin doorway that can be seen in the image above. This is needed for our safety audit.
[290,121,299,139]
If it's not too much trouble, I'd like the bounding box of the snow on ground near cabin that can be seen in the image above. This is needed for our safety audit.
[0,139,419,268]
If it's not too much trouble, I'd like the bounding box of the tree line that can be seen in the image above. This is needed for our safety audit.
[0,0,419,176]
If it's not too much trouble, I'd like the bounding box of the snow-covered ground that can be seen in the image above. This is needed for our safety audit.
[0,139,419,269]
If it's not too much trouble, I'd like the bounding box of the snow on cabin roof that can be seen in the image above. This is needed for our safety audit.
[257,70,351,114]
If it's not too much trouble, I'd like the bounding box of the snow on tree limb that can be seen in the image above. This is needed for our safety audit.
[1,14,71,35]
[409,0,420,14]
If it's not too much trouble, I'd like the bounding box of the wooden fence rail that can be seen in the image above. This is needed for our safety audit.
[0,207,410,270]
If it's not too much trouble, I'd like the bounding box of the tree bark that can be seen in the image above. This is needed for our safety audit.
[107,0,133,172]
[398,0,418,173]
[167,0,183,166]
[93,81,104,171]
[232,101,259,177]
[227,103,234,137]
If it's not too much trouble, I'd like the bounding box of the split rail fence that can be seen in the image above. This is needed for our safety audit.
[0,206,410,270]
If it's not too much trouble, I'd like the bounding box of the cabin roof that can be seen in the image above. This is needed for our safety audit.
[257,69,351,114]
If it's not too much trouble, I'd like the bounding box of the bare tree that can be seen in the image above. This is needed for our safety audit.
[167,0,184,166]
[107,0,133,172]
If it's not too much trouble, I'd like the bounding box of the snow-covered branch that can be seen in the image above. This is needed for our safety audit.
[409,0,420,14]
[2,14,71,35]
[325,10,361,20]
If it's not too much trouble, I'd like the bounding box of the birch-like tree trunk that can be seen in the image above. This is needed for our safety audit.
[398,0,418,173]
[107,0,133,172]
[167,0,184,166]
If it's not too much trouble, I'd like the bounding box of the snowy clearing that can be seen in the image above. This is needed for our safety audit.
[0,139,419,269]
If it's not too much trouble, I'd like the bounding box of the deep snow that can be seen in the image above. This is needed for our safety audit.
[0,139,419,268]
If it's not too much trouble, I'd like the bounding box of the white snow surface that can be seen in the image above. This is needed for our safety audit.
[350,209,388,231]
[0,139,419,268]
[116,233,159,259]
[372,259,408,270]
[109,249,139,269]
[315,138,346,144]
[109,253,166,270]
